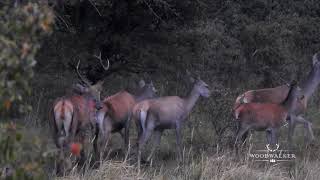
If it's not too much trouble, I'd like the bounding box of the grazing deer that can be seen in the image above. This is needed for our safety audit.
[94,80,157,159]
[233,53,320,143]
[51,54,109,173]
[134,74,210,169]
[234,81,301,147]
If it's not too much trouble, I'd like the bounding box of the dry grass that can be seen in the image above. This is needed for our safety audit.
[54,142,320,180]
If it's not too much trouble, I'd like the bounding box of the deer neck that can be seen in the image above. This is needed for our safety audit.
[184,87,200,113]
[281,86,297,113]
[300,67,320,100]
[134,90,152,103]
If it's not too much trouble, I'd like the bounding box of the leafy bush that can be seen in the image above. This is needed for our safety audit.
[0,1,54,116]
[0,122,53,179]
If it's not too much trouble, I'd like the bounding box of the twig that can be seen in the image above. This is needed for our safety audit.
[54,12,70,31]
[88,0,102,17]
[143,0,165,24]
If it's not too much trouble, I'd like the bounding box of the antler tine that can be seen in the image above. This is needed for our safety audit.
[76,59,92,87]
[94,51,110,71]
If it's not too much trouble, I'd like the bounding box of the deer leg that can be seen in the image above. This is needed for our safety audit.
[147,130,162,162]
[266,129,272,145]
[175,124,183,162]
[295,116,315,142]
[138,127,153,170]
[271,128,278,146]
[97,116,112,162]
[241,131,249,144]
[124,114,131,151]
[234,124,250,147]
[56,142,65,176]
[93,122,100,161]
[287,115,296,145]
[234,124,250,157]
[73,127,87,167]
[100,129,111,161]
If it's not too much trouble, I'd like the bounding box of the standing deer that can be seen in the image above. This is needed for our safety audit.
[234,81,301,147]
[233,53,320,143]
[94,80,157,159]
[51,54,109,174]
[134,74,210,169]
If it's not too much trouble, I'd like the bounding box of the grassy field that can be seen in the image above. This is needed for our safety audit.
[22,70,320,180]
[52,122,320,180]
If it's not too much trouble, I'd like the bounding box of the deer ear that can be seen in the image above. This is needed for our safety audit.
[186,70,195,83]
[313,53,319,66]
[139,79,146,88]
[94,80,104,91]
[75,83,89,93]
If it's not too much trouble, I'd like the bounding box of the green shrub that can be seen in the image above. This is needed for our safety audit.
[0,122,53,179]
[0,1,54,116]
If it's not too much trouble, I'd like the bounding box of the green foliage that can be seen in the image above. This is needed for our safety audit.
[0,122,53,179]
[0,2,54,116]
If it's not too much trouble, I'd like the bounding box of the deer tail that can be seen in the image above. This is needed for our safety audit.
[139,109,147,133]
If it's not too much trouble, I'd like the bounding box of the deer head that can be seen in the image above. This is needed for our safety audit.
[135,79,158,102]
[187,70,210,98]
[75,51,110,109]
[194,78,211,98]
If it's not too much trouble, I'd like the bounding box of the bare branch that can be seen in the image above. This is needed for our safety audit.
[88,0,102,17]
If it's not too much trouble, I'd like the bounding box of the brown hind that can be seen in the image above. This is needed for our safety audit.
[234,81,301,148]
[233,53,320,144]
[133,73,210,169]
[94,80,157,160]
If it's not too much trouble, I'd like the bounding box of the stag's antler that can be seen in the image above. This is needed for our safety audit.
[94,51,110,71]
[76,59,92,87]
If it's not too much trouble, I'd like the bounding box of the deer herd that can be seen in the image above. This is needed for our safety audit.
[51,52,320,173]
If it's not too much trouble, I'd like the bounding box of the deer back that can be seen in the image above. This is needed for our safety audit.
[147,96,186,122]
[234,85,289,108]
[104,91,136,121]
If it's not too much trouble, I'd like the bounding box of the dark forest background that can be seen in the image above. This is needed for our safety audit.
[1,0,320,179]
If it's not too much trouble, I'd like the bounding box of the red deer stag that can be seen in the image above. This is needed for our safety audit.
[51,54,109,173]
[94,80,157,159]
[134,73,210,169]
[234,81,301,147]
[233,53,320,143]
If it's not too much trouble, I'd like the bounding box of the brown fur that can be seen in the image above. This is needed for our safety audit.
[103,91,136,126]
[94,81,157,160]
[234,83,299,147]
[51,91,101,175]
[134,78,210,169]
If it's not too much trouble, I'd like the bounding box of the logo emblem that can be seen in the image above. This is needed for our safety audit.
[248,143,296,163]
[266,144,279,152]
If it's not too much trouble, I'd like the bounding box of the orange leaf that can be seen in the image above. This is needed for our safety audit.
[70,143,82,157]
[4,100,11,111]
